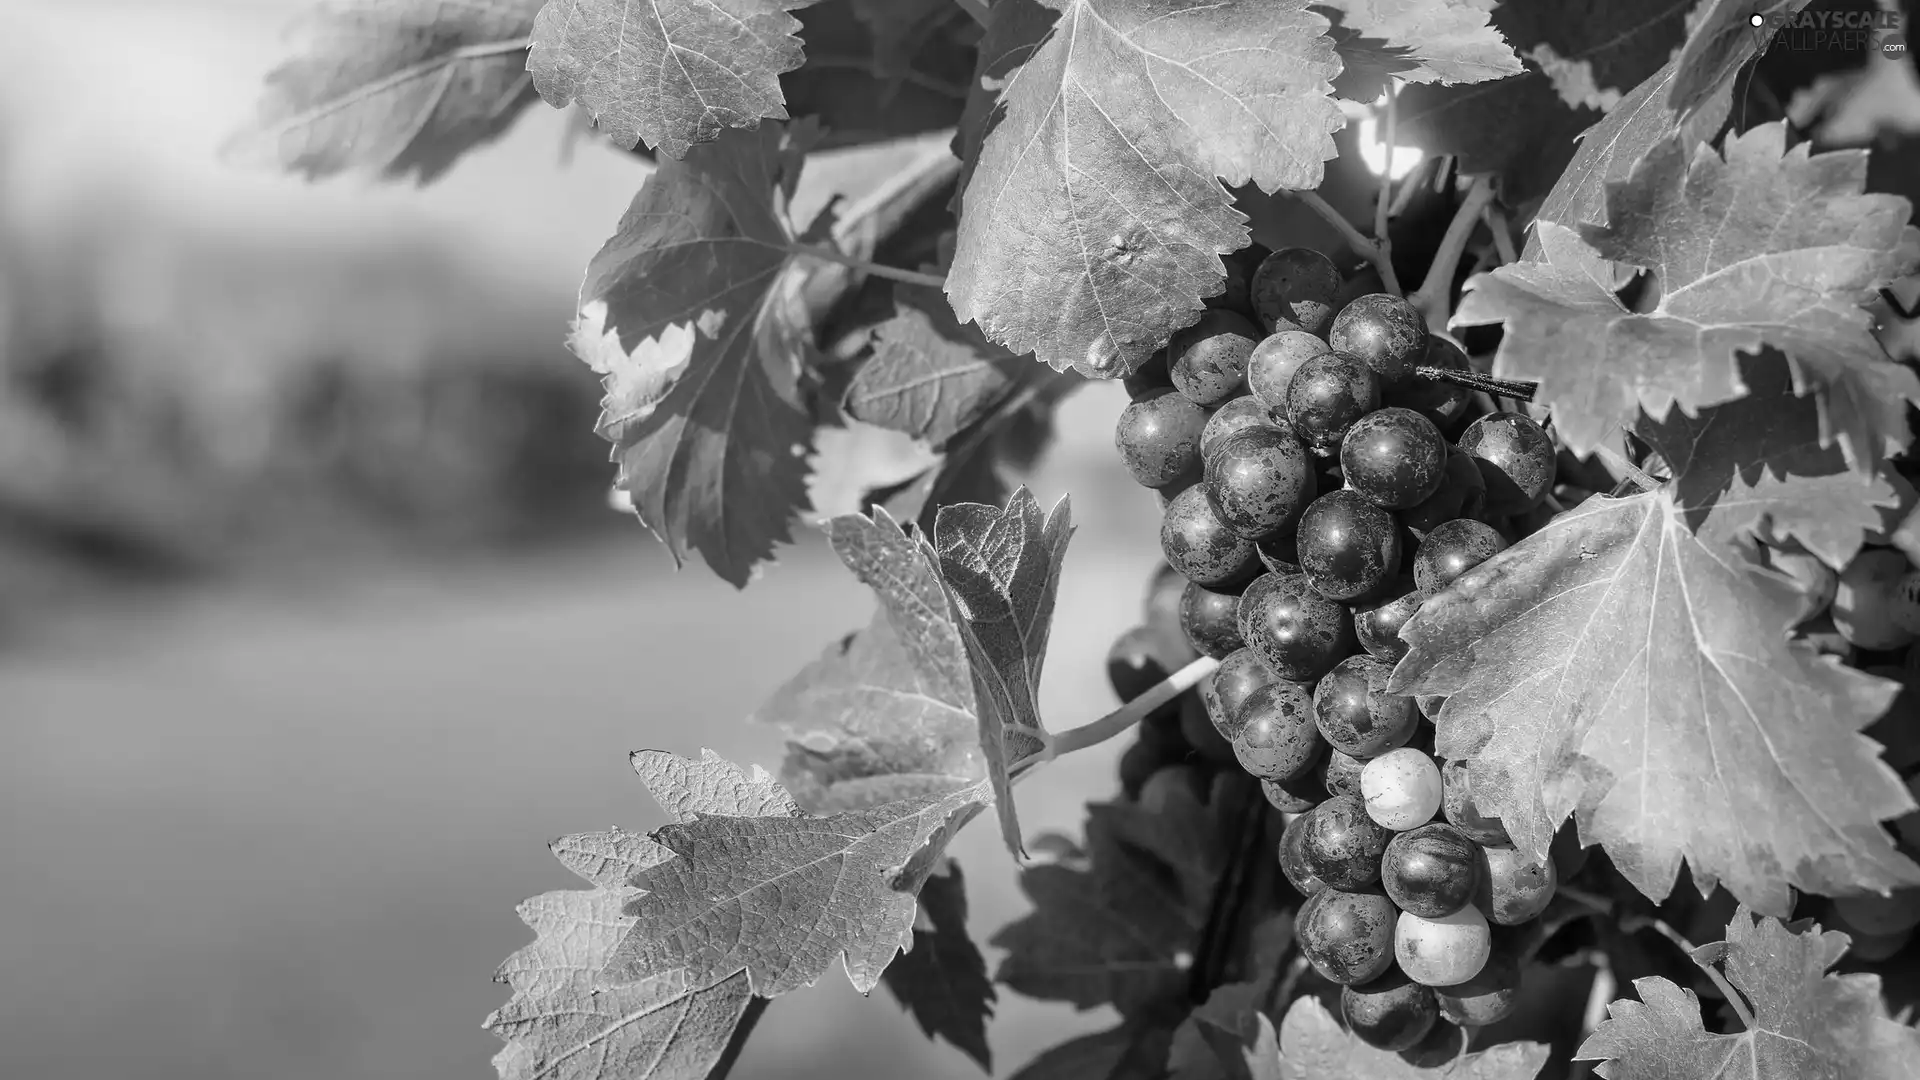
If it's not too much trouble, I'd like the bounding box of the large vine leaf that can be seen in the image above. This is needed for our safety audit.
[1277,998,1548,1079]
[1455,121,1920,466]
[927,489,1073,856]
[228,0,543,183]
[1390,491,1920,914]
[1578,905,1920,1079]
[879,861,996,1070]
[1669,0,1812,121]
[946,0,1346,378]
[528,0,819,158]
[1319,0,1523,99]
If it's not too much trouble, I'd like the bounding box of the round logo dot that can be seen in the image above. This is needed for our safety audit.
[1748,12,1765,27]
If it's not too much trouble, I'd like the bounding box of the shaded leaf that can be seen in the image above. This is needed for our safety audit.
[1010,1024,1177,1080]
[881,861,996,1070]
[1390,491,1920,913]
[788,2,974,148]
[1319,0,1523,91]
[1578,904,1920,1079]
[1168,983,1283,1080]
[1669,0,1813,122]
[1278,997,1548,1079]
[844,285,1034,447]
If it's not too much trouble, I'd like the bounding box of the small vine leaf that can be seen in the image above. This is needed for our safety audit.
[1277,997,1549,1079]
[1319,0,1523,93]
[1668,0,1813,123]
[1456,121,1920,467]
[880,861,996,1071]
[528,0,818,158]
[575,121,823,588]
[946,0,1345,378]
[1167,982,1283,1080]
[1577,904,1920,1079]
[227,0,543,184]
[1390,491,1920,914]
[927,489,1072,856]
[629,749,803,822]
[843,285,1035,447]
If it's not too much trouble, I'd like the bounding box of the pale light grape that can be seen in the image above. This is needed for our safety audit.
[1475,845,1557,925]
[1361,747,1443,831]
[1395,905,1492,987]
[1833,548,1917,650]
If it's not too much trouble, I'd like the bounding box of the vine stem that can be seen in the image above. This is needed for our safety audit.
[789,243,947,289]
[1409,176,1496,332]
[1484,200,1519,265]
[1291,190,1402,295]
[1375,84,1397,279]
[1046,655,1221,759]
[1554,886,1759,1032]
[1597,440,1662,493]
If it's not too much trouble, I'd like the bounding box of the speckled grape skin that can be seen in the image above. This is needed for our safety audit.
[1474,845,1557,926]
[1434,946,1521,1027]
[1251,247,1343,337]
[1458,413,1556,516]
[1342,970,1439,1052]
[1382,823,1480,918]
[1340,408,1448,510]
[1302,794,1395,890]
[1256,533,1303,576]
[1401,449,1488,535]
[1413,518,1509,597]
[1264,773,1326,812]
[1396,906,1492,987]
[1211,648,1275,736]
[1313,654,1419,758]
[1248,330,1332,411]
[1441,759,1511,846]
[1237,571,1356,681]
[1200,395,1278,457]
[1362,747,1444,830]
[1279,811,1328,896]
[1297,886,1398,985]
[1330,293,1428,388]
[1181,582,1244,657]
[1385,335,1475,430]
[1115,388,1208,489]
[1232,680,1324,781]
[1284,351,1381,456]
[1321,748,1366,799]
[1297,489,1402,600]
[1161,485,1261,588]
[1170,310,1262,406]
[1204,426,1317,540]
[1353,579,1421,663]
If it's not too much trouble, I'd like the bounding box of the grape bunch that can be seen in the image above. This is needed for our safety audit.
[1107,245,1570,1053]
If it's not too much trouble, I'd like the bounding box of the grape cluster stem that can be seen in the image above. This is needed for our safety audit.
[1409,176,1497,332]
[1291,190,1403,295]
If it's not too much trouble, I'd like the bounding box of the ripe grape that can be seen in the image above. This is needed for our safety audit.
[1144,564,1202,668]
[1170,310,1262,406]
[1105,626,1183,727]
[1313,655,1419,758]
[1137,764,1210,814]
[1247,330,1332,412]
[1401,448,1488,535]
[1439,759,1509,846]
[1255,532,1302,576]
[1297,886,1398,985]
[1894,568,1920,634]
[1847,927,1912,961]
[1296,490,1402,601]
[1118,738,1170,799]
[1161,486,1261,588]
[1181,581,1246,660]
[1457,413,1556,516]
[1830,890,1920,935]
[1264,773,1327,813]
[1122,349,1173,397]
[1382,823,1481,918]
[1211,648,1276,735]
[1232,680,1325,781]
[1115,388,1208,489]
[1279,810,1328,896]
[1385,335,1475,431]
[1251,247,1343,337]
[1302,794,1395,890]
[1353,579,1421,663]
[1200,395,1278,458]
[1413,519,1508,597]
[1322,748,1366,800]
[1834,547,1917,650]
[1329,293,1427,389]
[1284,351,1381,455]
[1204,426,1317,539]
[1476,845,1557,926]
[1238,571,1356,681]
[1342,970,1438,1052]
[1340,408,1448,509]
[1395,905,1492,987]
[1434,944,1520,1027]
[1181,691,1239,766]
[1361,747,1444,831]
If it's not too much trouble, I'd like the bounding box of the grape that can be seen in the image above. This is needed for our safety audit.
[1830,891,1920,935]
[1322,748,1366,800]
[1342,970,1438,1052]
[1170,310,1262,407]
[1200,395,1279,458]
[1209,242,1270,315]
[1302,794,1395,890]
[1264,773,1327,813]
[1353,579,1421,663]
[1313,655,1419,758]
[1105,626,1183,726]
[1833,547,1917,650]
[1115,388,1208,489]
[1181,691,1239,766]
[1232,681,1325,781]
[1145,563,1200,666]
[1122,349,1173,397]
[1247,330,1332,412]
[1284,351,1381,455]
[1895,568,1920,634]
[1212,648,1277,735]
[1137,764,1211,814]
[1297,490,1402,600]
[1401,449,1488,536]
[1440,758,1510,846]
[1395,905,1492,987]
[1161,486,1261,588]
[1412,519,1509,597]
[1434,943,1520,1027]
[1279,810,1328,896]
[1181,581,1246,660]
[1361,747,1444,831]
[1297,886,1398,985]
[1329,293,1427,389]
[1118,738,1169,799]
[1457,413,1556,516]
[1382,823,1481,918]
[1238,571,1356,681]
[1769,547,1838,626]
[1204,426,1317,539]
[1385,335,1474,431]
[1251,247,1343,337]
[1476,845,1557,926]
[1137,708,1188,756]
[1255,532,1302,576]
[1340,408,1448,509]
[1847,927,1913,961]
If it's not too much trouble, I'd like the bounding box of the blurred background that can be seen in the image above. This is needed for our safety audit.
[0,1,1159,1078]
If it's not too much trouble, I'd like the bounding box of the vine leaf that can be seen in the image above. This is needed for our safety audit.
[1390,491,1920,915]
[228,0,542,183]
[528,0,817,158]
[1497,0,1696,102]
[1669,0,1812,122]
[1010,1024,1178,1080]
[1577,904,1920,1079]
[1167,982,1283,1080]
[1456,121,1920,467]
[1277,997,1548,1079]
[927,489,1073,856]
[1635,351,1911,569]
[947,0,1345,378]
[880,861,996,1071]
[845,285,1035,447]
[1319,0,1523,99]
[574,120,824,588]
[605,750,990,996]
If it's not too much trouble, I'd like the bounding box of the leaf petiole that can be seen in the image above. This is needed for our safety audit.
[1032,655,1222,765]
[789,242,948,289]
[1409,175,1497,330]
